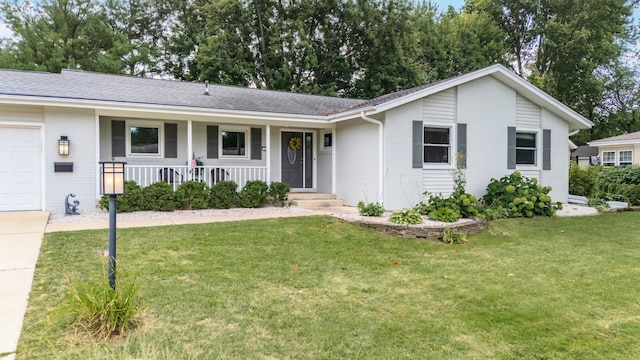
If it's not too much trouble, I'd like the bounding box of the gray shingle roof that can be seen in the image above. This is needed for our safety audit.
[0,69,365,116]
[590,131,640,143]
[571,146,599,158]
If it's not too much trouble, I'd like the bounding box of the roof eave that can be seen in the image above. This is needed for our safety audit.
[0,95,333,123]
[588,139,640,147]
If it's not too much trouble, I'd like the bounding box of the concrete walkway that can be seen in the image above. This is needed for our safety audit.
[0,211,49,360]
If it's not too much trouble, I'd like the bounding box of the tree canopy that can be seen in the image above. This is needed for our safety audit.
[0,0,638,143]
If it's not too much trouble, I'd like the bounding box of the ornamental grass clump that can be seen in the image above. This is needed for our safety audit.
[483,171,561,218]
[66,272,143,340]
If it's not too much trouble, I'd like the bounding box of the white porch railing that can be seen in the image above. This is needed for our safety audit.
[124,165,267,190]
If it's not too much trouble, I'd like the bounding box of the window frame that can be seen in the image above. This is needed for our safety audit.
[602,151,616,166]
[422,123,455,168]
[515,129,540,168]
[219,125,250,159]
[619,150,633,166]
[125,120,164,158]
[320,130,333,152]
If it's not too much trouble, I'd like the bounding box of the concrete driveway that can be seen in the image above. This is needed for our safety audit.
[0,211,49,360]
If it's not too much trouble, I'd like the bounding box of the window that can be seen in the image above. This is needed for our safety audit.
[516,132,536,165]
[323,133,332,148]
[424,127,450,164]
[221,130,247,157]
[602,151,616,166]
[619,150,633,166]
[127,122,163,157]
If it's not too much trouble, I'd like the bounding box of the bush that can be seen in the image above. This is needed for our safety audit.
[209,180,239,209]
[268,182,290,207]
[357,201,385,216]
[428,207,462,222]
[66,271,142,339]
[175,181,209,210]
[239,180,269,208]
[416,192,481,220]
[98,181,142,213]
[440,228,467,244]
[569,162,598,197]
[142,181,175,211]
[388,209,423,225]
[483,171,561,218]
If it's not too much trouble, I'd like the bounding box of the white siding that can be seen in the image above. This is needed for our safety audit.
[459,76,517,197]
[44,107,97,212]
[516,94,541,128]
[383,100,425,210]
[0,104,44,123]
[541,108,569,203]
[518,169,540,182]
[317,149,332,193]
[422,169,455,197]
[423,89,456,123]
[336,119,378,206]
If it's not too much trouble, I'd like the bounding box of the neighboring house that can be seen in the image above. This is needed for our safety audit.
[570,145,600,167]
[588,131,640,167]
[0,64,592,212]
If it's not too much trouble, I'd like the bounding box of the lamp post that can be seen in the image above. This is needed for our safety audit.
[99,161,126,289]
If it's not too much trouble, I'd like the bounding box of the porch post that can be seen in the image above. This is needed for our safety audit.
[331,127,336,194]
[266,125,271,184]
[187,120,193,166]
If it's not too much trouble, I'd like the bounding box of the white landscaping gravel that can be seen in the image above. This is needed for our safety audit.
[47,203,600,225]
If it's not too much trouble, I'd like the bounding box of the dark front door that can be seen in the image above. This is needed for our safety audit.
[282,131,312,189]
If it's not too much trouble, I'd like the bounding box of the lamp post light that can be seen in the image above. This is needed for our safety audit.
[99,161,126,289]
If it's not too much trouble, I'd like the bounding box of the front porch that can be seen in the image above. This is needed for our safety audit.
[125,165,267,190]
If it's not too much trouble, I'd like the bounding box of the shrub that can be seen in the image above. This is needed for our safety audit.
[66,271,142,339]
[239,180,269,208]
[569,162,598,197]
[99,181,142,213]
[388,209,423,225]
[209,180,239,209]
[428,208,462,223]
[142,181,175,211]
[268,182,290,207]
[357,201,385,216]
[416,192,481,220]
[175,181,209,210]
[483,171,561,218]
[440,228,467,244]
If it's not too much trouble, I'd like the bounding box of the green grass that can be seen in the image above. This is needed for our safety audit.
[17,213,640,359]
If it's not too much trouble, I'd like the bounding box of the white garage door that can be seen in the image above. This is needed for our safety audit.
[0,127,41,211]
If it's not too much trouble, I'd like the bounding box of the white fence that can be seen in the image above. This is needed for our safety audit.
[124,165,268,190]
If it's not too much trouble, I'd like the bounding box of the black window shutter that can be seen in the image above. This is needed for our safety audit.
[112,120,125,157]
[165,123,177,158]
[543,129,551,170]
[251,127,262,160]
[507,126,516,169]
[457,123,467,168]
[412,120,423,168]
[207,125,218,159]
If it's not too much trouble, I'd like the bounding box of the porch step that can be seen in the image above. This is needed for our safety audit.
[287,193,343,208]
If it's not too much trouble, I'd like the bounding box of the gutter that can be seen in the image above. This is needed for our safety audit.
[360,111,384,205]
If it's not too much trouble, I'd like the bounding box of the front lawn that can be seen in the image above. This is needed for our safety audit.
[18,213,640,359]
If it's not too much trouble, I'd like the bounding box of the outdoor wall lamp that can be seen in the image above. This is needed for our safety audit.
[99,161,126,289]
[58,136,69,155]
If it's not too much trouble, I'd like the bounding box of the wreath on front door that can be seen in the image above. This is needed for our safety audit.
[289,136,302,150]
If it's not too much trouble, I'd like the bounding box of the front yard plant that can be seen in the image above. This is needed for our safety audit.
[99,181,142,213]
[239,180,269,208]
[142,181,175,211]
[175,181,209,210]
[209,180,240,209]
[268,181,290,207]
[388,208,423,224]
[357,201,385,216]
[483,171,561,218]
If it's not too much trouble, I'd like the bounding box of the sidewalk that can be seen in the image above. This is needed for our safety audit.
[0,211,49,360]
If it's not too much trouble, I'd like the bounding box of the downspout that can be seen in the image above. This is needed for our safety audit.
[360,111,384,205]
